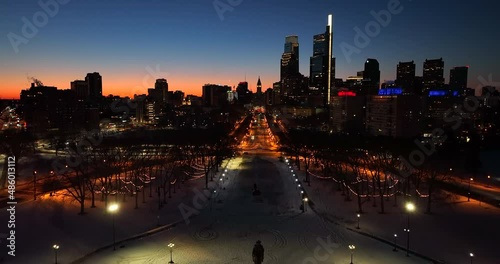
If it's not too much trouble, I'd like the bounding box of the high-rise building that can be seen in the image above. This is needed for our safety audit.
[236,82,250,104]
[71,80,89,100]
[449,66,468,94]
[396,61,415,94]
[423,58,445,92]
[309,14,335,106]
[155,78,169,102]
[366,95,422,138]
[85,72,102,100]
[280,35,300,81]
[202,84,231,107]
[362,59,380,95]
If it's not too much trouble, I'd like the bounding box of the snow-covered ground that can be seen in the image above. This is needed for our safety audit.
[295,161,500,264]
[79,153,428,264]
[0,158,239,264]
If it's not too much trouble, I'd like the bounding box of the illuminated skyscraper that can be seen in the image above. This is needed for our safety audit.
[281,35,300,81]
[423,58,445,92]
[396,61,416,94]
[309,14,335,106]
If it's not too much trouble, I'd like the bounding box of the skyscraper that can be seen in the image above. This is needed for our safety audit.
[363,59,380,95]
[309,14,335,106]
[155,78,169,102]
[280,35,299,81]
[85,72,102,100]
[449,66,469,94]
[396,61,416,94]
[423,58,445,92]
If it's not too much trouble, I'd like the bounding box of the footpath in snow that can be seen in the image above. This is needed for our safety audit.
[287,159,500,264]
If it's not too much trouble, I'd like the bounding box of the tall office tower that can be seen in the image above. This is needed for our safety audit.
[280,35,300,81]
[85,72,102,100]
[155,78,169,102]
[449,66,469,94]
[309,14,335,106]
[363,59,380,95]
[257,77,262,95]
[423,58,445,92]
[396,61,416,94]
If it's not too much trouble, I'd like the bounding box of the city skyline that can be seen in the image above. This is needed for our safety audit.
[1,0,499,99]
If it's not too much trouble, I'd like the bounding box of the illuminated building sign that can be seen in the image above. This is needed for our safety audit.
[428,90,459,97]
[378,88,402,95]
[338,91,356,96]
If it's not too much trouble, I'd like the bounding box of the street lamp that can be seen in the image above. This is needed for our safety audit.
[356,214,360,229]
[108,203,119,250]
[302,197,308,212]
[468,178,473,202]
[405,202,415,257]
[33,170,37,200]
[168,243,175,263]
[52,244,59,264]
[349,244,355,264]
[487,175,491,188]
[50,170,55,196]
[393,234,398,251]
[469,252,474,264]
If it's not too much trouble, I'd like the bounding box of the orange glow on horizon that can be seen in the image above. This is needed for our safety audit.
[0,74,275,100]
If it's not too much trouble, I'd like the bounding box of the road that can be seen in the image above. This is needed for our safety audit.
[80,113,427,264]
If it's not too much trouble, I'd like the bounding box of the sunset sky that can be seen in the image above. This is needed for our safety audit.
[1,0,499,99]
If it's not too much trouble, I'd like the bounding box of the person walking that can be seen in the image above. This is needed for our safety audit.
[252,240,264,264]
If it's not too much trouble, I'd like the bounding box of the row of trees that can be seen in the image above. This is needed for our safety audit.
[280,130,461,214]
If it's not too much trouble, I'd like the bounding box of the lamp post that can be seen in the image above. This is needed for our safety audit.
[168,243,175,263]
[50,170,55,196]
[468,178,473,202]
[393,234,398,251]
[405,202,415,257]
[469,253,474,264]
[302,197,308,212]
[33,170,37,200]
[108,203,119,250]
[52,244,59,264]
[348,244,355,264]
[356,214,360,229]
[487,175,491,188]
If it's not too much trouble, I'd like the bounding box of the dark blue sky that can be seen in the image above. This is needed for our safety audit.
[1,0,499,97]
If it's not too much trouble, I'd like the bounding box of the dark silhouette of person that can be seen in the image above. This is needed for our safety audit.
[252,240,264,264]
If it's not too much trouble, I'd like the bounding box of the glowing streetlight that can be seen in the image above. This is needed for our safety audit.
[52,244,59,264]
[302,197,308,212]
[349,244,356,264]
[405,202,415,257]
[356,214,360,229]
[468,178,474,202]
[469,252,474,264]
[33,170,37,200]
[108,203,119,250]
[168,243,175,263]
[393,234,398,251]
